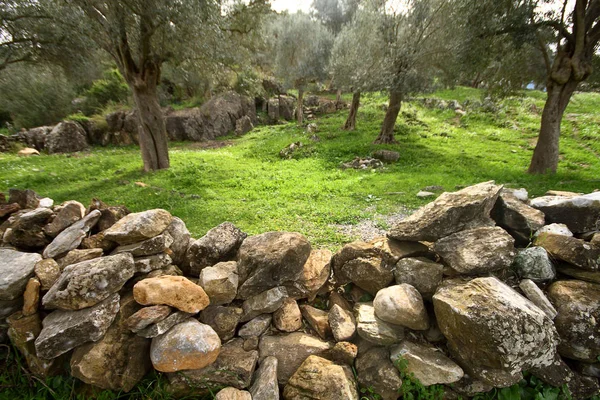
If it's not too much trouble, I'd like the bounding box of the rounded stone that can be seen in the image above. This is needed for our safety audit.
[373,284,429,330]
[133,276,210,314]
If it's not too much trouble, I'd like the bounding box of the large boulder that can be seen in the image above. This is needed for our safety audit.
[18,126,52,150]
[534,233,599,271]
[530,192,600,234]
[388,181,502,241]
[286,248,332,300]
[0,249,42,301]
[45,121,89,154]
[394,257,444,300]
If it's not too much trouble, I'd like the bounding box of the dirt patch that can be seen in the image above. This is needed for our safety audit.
[332,210,411,242]
[188,140,235,150]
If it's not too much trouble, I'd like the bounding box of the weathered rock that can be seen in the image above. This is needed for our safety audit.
[0,249,42,300]
[556,264,600,284]
[250,356,279,400]
[328,304,356,342]
[45,121,89,154]
[198,261,239,305]
[35,293,121,359]
[43,210,101,259]
[259,332,332,384]
[373,284,429,330]
[186,222,247,276]
[283,355,358,400]
[104,209,172,245]
[434,226,516,275]
[33,258,61,291]
[43,201,85,238]
[199,305,243,341]
[512,247,556,282]
[215,388,252,400]
[372,149,400,163]
[355,302,404,345]
[235,115,254,136]
[43,253,135,310]
[491,192,545,243]
[133,275,210,313]
[4,208,53,249]
[325,341,358,366]
[388,181,502,241]
[451,375,494,397]
[0,202,20,218]
[300,305,331,339]
[80,231,117,253]
[535,223,573,237]
[328,291,353,312]
[535,233,599,271]
[134,253,172,273]
[519,279,558,319]
[87,199,130,232]
[547,280,600,362]
[0,297,23,319]
[8,188,40,209]
[433,277,558,385]
[370,236,431,262]
[125,305,172,332]
[237,232,310,299]
[394,257,444,300]
[355,347,403,400]
[165,217,190,266]
[150,319,221,372]
[273,298,302,332]
[112,232,173,257]
[286,248,332,300]
[390,341,464,386]
[136,311,195,338]
[146,264,182,278]
[57,248,103,268]
[531,192,600,233]
[22,278,40,316]
[238,314,272,339]
[241,286,288,322]
[70,294,151,392]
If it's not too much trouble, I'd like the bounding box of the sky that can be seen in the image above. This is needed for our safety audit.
[270,0,312,13]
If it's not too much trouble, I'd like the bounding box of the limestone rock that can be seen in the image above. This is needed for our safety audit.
[134,253,172,273]
[519,279,558,320]
[394,257,444,300]
[8,188,40,209]
[355,302,404,345]
[86,199,130,232]
[390,341,464,386]
[535,223,573,237]
[133,310,193,339]
[104,209,172,245]
[238,314,272,339]
[4,208,53,249]
[241,286,288,322]
[283,355,358,400]
[215,388,252,400]
[43,201,85,238]
[237,232,311,299]
[535,233,599,271]
[433,277,558,385]
[199,305,243,341]
[530,192,600,233]
[300,305,331,339]
[388,181,502,241]
[35,293,121,359]
[325,341,358,366]
[125,305,172,332]
[370,236,431,262]
[434,226,516,275]
[286,248,331,300]
[43,210,101,259]
[556,265,600,284]
[56,248,103,268]
[451,375,493,397]
[198,261,239,305]
[0,249,42,301]
[43,253,135,310]
[328,304,356,342]
[512,247,556,282]
[45,121,89,154]
[491,192,545,244]
[151,319,220,372]
[112,232,173,257]
[186,222,247,276]
[166,217,190,266]
[355,347,402,400]
[22,278,40,316]
[133,275,210,313]
[250,356,279,400]
[373,284,429,330]
[34,258,61,291]
[273,298,302,332]
[80,232,117,253]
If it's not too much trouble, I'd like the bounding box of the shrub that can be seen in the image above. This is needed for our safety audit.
[79,68,130,115]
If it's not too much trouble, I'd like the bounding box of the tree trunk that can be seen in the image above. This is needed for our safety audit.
[343,91,361,131]
[374,91,402,144]
[297,87,304,126]
[131,82,170,172]
[336,88,342,104]
[527,80,578,174]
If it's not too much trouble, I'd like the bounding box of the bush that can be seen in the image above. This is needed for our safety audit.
[79,68,130,115]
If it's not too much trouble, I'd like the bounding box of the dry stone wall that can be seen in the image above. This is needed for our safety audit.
[1,182,600,399]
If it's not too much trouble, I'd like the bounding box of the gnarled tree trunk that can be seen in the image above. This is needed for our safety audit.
[343,91,361,131]
[297,87,304,126]
[374,90,402,144]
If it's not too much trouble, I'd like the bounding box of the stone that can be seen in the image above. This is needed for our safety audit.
[125,305,172,332]
[390,341,464,386]
[283,355,358,400]
[199,305,243,341]
[355,347,403,400]
[80,232,117,253]
[286,248,332,300]
[4,208,53,249]
[235,115,254,136]
[394,257,444,300]
[355,302,404,345]
[547,280,600,362]
[328,304,356,342]
[372,149,400,163]
[434,226,516,275]
[70,294,151,392]
[370,236,430,262]
[134,253,172,273]
[150,319,221,372]
[198,261,239,305]
[530,192,600,233]
[512,247,556,282]
[35,293,121,359]
[250,356,279,400]
[112,232,173,257]
[491,192,545,244]
[300,305,331,339]
[519,279,558,319]
[535,223,573,237]
[433,277,558,385]
[186,222,247,276]
[165,217,190,266]
[0,203,20,218]
[43,201,85,238]
[417,191,436,198]
[273,298,302,332]
[0,249,42,300]
[133,275,210,314]
[146,264,183,278]
[0,297,23,319]
[238,314,272,339]
[34,258,61,291]
[535,233,599,271]
[241,286,288,322]
[373,284,429,330]
[104,209,172,245]
[17,148,40,156]
[325,341,358,366]
[259,332,332,384]
[556,264,600,284]
[237,232,310,299]
[8,188,40,209]
[43,210,101,258]
[87,199,130,232]
[328,291,353,311]
[388,181,502,241]
[38,198,53,208]
[45,121,89,154]
[57,248,103,268]
[43,253,135,310]
[451,375,493,397]
[136,311,195,338]
[215,388,252,400]
[22,278,40,316]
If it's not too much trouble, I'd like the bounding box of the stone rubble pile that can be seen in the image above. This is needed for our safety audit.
[1,182,599,399]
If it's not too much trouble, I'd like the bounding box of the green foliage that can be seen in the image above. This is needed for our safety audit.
[66,113,91,123]
[79,69,129,115]
[472,373,572,400]
[393,355,445,400]
[233,68,265,98]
